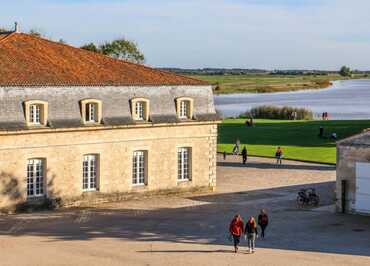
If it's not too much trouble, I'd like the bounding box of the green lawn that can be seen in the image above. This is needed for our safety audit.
[218,119,370,164]
[189,74,362,94]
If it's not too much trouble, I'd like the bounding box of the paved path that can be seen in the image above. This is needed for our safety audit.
[0,156,370,266]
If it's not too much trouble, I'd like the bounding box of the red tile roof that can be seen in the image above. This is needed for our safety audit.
[0,32,209,86]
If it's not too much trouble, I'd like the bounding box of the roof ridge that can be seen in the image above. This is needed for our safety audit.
[0,32,16,45]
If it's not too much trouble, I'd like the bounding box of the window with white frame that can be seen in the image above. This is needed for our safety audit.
[29,104,41,124]
[24,100,48,126]
[133,151,146,185]
[27,159,44,197]
[178,147,191,181]
[83,154,98,191]
[179,100,190,119]
[85,103,98,123]
[135,101,145,120]
[176,97,193,120]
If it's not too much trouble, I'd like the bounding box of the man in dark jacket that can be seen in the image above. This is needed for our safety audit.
[242,146,247,164]
[258,209,269,239]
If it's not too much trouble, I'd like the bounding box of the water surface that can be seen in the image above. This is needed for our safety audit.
[214,79,370,119]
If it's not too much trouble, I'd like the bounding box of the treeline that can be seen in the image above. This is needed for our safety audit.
[160,68,370,76]
[160,68,269,75]
[242,106,313,120]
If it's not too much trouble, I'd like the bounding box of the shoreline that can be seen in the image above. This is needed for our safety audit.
[190,73,368,95]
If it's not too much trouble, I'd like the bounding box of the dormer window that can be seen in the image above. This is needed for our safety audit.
[179,100,190,119]
[131,98,150,121]
[30,104,41,124]
[176,97,194,120]
[24,100,48,127]
[80,99,102,124]
[86,103,98,123]
[135,101,145,120]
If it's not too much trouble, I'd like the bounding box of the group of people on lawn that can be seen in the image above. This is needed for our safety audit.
[229,210,269,253]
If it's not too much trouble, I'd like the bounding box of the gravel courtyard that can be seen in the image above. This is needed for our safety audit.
[0,156,370,266]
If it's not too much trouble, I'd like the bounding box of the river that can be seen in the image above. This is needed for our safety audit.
[214,79,370,120]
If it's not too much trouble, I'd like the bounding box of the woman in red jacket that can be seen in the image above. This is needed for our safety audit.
[229,214,244,253]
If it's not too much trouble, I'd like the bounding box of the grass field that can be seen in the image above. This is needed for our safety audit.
[218,119,370,164]
[190,74,361,94]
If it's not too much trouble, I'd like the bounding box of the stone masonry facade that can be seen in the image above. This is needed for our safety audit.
[0,122,218,209]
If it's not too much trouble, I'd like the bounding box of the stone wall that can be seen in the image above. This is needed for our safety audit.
[336,143,370,213]
[0,122,218,209]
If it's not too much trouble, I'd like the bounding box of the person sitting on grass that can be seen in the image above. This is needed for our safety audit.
[275,146,283,165]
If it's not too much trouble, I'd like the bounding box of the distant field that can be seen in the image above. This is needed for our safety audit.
[189,74,359,94]
[218,119,370,164]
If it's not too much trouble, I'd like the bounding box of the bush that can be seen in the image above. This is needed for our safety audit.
[246,105,313,120]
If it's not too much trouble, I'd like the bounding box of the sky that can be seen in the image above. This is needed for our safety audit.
[1,0,370,70]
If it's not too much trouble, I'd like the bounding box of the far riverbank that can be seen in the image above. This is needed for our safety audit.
[214,79,370,120]
[190,73,367,94]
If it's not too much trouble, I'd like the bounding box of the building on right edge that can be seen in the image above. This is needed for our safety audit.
[336,129,370,215]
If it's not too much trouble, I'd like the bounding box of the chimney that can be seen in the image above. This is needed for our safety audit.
[14,22,20,33]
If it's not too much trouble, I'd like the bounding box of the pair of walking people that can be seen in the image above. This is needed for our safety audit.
[229,210,269,253]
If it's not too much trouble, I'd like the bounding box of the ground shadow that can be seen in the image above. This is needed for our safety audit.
[218,120,370,148]
[1,180,369,257]
[217,161,335,171]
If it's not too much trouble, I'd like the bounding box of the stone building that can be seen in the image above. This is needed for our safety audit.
[336,130,370,214]
[0,29,220,210]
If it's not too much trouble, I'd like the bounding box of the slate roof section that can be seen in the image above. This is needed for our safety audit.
[337,129,370,146]
[0,32,209,87]
[0,85,220,132]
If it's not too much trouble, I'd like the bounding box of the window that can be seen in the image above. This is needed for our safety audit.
[27,159,44,197]
[133,151,146,185]
[83,154,98,191]
[135,101,145,120]
[178,147,191,181]
[179,101,190,119]
[24,100,48,126]
[80,99,102,124]
[86,103,98,123]
[176,97,193,120]
[131,98,150,121]
[30,104,41,124]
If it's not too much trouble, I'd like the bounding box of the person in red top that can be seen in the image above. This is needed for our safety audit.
[229,214,244,253]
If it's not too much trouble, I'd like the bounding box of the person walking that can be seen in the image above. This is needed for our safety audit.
[242,146,248,164]
[232,138,241,155]
[258,209,269,239]
[245,216,258,253]
[275,146,283,165]
[229,214,244,253]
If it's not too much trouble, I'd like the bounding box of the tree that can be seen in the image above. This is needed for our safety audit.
[29,29,42,38]
[339,66,351,77]
[80,38,145,64]
[80,43,100,53]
